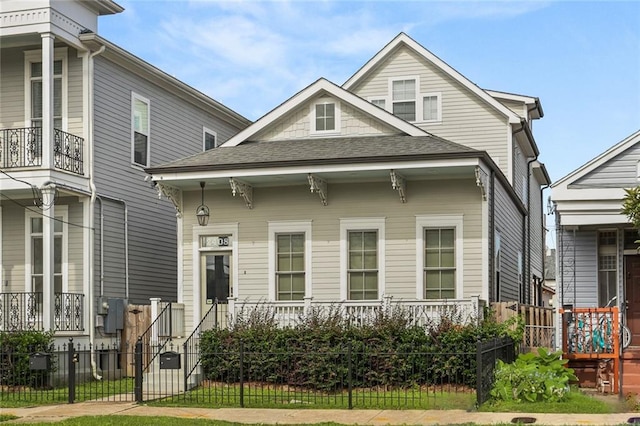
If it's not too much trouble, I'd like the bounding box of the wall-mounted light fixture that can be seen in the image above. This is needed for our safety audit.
[195,181,210,226]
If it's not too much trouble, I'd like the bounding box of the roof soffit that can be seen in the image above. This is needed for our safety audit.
[342,32,521,124]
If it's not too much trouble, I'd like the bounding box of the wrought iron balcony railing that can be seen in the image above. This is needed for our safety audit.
[0,292,85,332]
[0,127,84,175]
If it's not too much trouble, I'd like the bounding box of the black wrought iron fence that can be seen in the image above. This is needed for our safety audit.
[0,127,42,168]
[0,336,513,407]
[0,292,84,332]
[54,129,84,175]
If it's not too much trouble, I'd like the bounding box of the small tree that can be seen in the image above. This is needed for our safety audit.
[622,186,640,230]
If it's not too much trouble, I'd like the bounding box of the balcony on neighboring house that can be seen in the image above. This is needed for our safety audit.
[0,127,84,175]
[0,292,85,332]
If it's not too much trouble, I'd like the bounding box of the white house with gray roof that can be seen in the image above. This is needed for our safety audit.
[147,34,550,334]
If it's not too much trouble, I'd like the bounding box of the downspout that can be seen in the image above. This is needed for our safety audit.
[526,155,539,305]
[490,171,496,302]
[88,44,106,380]
[513,123,530,304]
[539,183,550,306]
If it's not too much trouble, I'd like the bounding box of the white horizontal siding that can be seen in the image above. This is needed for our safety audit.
[573,143,640,188]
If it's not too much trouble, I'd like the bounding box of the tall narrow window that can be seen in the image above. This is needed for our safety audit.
[132,93,150,167]
[276,233,305,300]
[422,94,440,122]
[424,228,455,299]
[392,79,416,121]
[495,231,502,301]
[348,230,378,300]
[598,230,617,307]
[203,127,218,151]
[29,60,63,129]
[29,215,64,295]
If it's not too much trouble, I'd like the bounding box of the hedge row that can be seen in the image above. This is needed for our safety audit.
[0,330,55,387]
[200,305,519,391]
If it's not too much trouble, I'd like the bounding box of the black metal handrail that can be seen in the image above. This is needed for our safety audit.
[137,302,172,372]
[0,127,84,175]
[0,292,84,332]
[183,299,225,391]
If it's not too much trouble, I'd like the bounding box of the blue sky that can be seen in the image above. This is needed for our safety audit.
[100,0,640,185]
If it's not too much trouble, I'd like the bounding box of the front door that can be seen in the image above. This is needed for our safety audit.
[625,256,640,346]
[201,252,231,318]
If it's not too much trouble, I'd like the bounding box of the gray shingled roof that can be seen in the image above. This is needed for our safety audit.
[148,135,481,174]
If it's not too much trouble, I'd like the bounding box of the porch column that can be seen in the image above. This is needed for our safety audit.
[41,33,55,169]
[42,184,56,331]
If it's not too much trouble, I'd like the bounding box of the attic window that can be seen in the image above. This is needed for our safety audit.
[392,79,416,121]
[311,100,340,134]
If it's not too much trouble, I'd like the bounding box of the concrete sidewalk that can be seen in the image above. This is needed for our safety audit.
[3,402,639,425]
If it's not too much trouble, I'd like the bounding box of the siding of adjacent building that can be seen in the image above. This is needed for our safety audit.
[572,143,640,188]
[92,56,244,304]
[348,45,510,176]
[179,177,484,330]
[557,228,598,308]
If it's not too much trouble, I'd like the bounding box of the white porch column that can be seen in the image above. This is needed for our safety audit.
[41,184,56,331]
[150,297,160,345]
[41,33,55,169]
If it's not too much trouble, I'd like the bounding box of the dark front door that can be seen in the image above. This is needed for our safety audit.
[625,256,640,346]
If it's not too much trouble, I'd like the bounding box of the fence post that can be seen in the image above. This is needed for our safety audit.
[168,302,173,338]
[476,338,482,407]
[239,339,244,408]
[134,338,143,403]
[347,342,353,410]
[68,338,75,404]
[183,340,188,397]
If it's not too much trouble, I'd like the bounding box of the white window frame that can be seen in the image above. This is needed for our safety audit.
[421,92,442,123]
[369,97,387,110]
[131,92,151,168]
[268,221,312,301]
[203,127,218,151]
[389,76,419,122]
[415,215,463,299]
[24,48,68,130]
[24,206,69,293]
[310,99,340,135]
[340,218,385,301]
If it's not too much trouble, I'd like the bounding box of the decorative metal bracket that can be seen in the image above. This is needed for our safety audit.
[308,174,328,206]
[156,182,182,217]
[390,170,406,203]
[229,178,253,209]
[475,166,488,201]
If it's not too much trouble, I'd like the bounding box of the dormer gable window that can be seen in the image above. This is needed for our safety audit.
[392,79,416,121]
[311,99,340,134]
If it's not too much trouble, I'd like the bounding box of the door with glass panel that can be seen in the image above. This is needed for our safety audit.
[200,251,231,326]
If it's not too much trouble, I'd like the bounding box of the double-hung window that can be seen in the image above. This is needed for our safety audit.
[341,218,385,301]
[416,215,462,300]
[268,221,312,301]
[598,230,617,307]
[27,207,67,295]
[25,48,67,131]
[132,93,150,167]
[392,79,416,121]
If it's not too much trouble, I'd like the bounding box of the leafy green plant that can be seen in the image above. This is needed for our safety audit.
[490,348,577,403]
[0,330,55,388]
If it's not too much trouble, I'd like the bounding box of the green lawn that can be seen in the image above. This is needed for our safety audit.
[478,388,621,414]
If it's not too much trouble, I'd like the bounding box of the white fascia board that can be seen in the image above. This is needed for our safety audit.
[342,33,520,125]
[485,90,538,104]
[555,200,626,212]
[551,129,640,189]
[551,187,626,202]
[151,157,480,185]
[559,212,629,227]
[221,78,428,147]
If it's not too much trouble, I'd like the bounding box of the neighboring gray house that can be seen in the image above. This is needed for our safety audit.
[147,33,551,335]
[551,129,640,393]
[0,1,249,343]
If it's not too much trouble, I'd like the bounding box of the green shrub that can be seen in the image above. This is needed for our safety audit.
[490,348,577,403]
[200,303,515,391]
[0,330,55,388]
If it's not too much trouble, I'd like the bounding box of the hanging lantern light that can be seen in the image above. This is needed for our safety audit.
[195,181,209,226]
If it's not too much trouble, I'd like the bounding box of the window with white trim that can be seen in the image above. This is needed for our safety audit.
[598,230,617,307]
[26,208,67,295]
[370,98,386,109]
[392,79,416,121]
[203,127,218,151]
[416,215,463,300]
[311,99,340,134]
[268,221,312,301]
[422,93,441,122]
[340,218,385,301]
[132,93,150,167]
[25,48,67,130]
